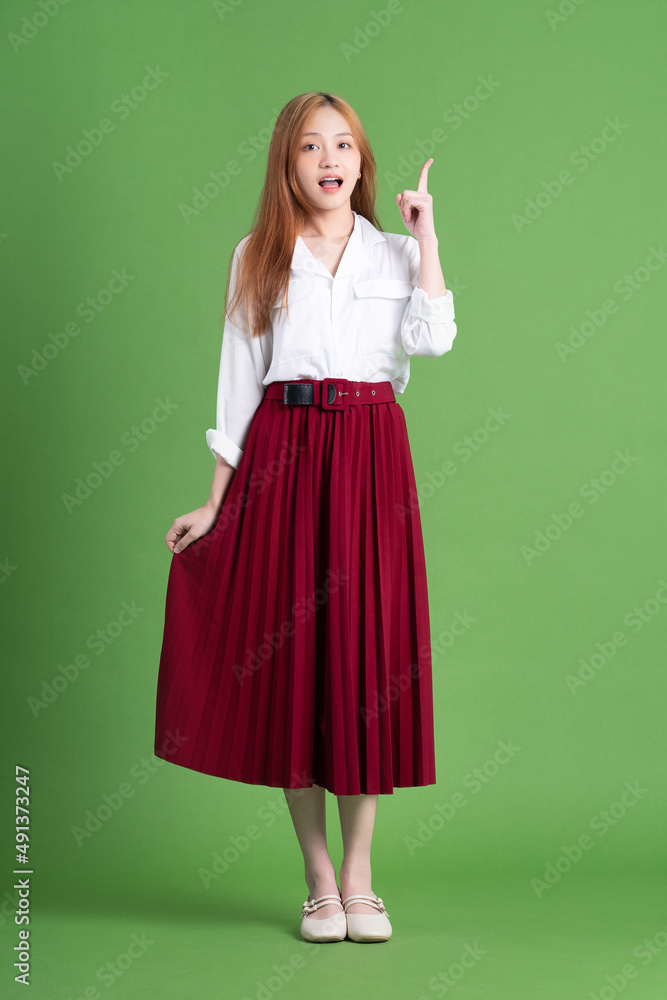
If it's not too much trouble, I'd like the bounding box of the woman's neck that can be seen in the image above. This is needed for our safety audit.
[299,207,355,241]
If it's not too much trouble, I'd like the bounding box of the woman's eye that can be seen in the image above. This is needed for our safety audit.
[302,142,352,151]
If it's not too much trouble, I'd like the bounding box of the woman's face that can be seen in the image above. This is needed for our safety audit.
[293,106,362,212]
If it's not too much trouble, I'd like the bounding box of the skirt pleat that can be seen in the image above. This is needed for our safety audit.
[154,382,437,794]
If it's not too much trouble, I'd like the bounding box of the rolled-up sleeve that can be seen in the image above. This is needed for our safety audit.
[400,237,457,357]
[205,241,269,469]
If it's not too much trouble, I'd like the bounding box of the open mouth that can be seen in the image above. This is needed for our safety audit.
[318,177,343,189]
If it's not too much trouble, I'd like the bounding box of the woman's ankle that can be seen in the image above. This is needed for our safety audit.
[339,858,372,892]
[305,862,338,895]
[339,857,372,877]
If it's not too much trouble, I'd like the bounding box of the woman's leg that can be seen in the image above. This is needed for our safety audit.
[337,792,380,914]
[283,782,341,920]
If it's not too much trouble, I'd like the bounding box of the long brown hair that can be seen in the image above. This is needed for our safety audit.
[223,92,384,340]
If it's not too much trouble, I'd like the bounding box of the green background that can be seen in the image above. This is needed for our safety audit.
[2,0,666,996]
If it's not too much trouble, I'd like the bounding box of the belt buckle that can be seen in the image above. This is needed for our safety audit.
[320,377,350,411]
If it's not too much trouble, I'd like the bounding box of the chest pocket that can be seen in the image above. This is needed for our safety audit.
[351,278,414,358]
[269,276,322,364]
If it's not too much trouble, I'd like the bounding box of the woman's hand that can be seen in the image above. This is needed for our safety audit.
[396,158,437,241]
[165,501,220,554]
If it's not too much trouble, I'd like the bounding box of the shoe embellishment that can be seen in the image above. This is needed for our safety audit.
[342,892,390,917]
[300,893,343,919]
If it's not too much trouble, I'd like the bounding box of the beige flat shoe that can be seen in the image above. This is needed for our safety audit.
[300,892,347,942]
[342,892,392,942]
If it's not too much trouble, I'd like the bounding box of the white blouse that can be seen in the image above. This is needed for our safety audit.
[206,210,457,469]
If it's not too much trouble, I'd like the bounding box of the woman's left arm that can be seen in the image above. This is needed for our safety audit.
[397,158,457,356]
[397,158,447,297]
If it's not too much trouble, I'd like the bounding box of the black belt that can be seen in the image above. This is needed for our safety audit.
[264,378,395,411]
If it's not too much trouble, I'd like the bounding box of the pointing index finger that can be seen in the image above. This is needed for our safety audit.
[417,158,433,193]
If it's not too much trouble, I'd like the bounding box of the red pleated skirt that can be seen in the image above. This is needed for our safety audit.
[154,379,437,794]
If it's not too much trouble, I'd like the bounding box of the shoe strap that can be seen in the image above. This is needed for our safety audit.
[302,893,343,915]
[342,893,387,914]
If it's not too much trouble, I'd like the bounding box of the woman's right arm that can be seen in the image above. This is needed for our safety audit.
[207,453,236,514]
[164,237,268,555]
[164,455,236,554]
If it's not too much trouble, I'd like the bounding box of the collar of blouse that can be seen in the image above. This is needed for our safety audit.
[291,211,386,281]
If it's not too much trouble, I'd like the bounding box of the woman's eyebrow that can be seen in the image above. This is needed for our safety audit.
[301,131,353,137]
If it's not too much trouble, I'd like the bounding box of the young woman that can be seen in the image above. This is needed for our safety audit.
[154,91,457,944]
